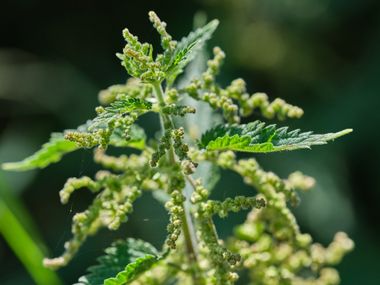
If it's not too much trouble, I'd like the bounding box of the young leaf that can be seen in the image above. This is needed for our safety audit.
[165,19,219,84]
[2,133,78,171]
[62,97,151,149]
[90,97,152,130]
[200,121,352,153]
[76,238,161,285]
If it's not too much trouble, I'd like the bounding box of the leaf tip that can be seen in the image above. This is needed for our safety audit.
[210,19,220,27]
[335,128,353,138]
[1,162,22,171]
[345,128,353,133]
[1,162,13,170]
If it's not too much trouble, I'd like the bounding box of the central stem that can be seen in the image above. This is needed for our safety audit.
[152,82,201,283]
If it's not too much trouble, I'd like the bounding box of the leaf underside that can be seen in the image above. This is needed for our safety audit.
[1,133,78,171]
[200,121,352,153]
[76,238,161,285]
[108,124,146,150]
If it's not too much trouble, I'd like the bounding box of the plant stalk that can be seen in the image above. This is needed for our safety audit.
[186,175,220,242]
[152,82,202,284]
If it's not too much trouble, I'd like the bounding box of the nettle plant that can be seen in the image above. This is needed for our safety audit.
[3,12,354,285]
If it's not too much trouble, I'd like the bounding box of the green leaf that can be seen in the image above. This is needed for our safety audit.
[103,255,158,285]
[2,133,78,171]
[2,121,147,172]
[165,19,219,84]
[200,121,352,153]
[76,238,161,285]
[90,97,152,130]
[108,124,146,150]
[66,97,151,149]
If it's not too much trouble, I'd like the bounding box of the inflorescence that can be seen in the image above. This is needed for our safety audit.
[2,11,353,285]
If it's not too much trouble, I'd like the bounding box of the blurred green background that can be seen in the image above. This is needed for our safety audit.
[1,0,379,284]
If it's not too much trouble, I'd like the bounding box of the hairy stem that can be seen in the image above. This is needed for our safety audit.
[152,82,202,284]
[186,175,220,245]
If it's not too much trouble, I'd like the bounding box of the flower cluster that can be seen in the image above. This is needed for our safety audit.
[182,47,303,123]
[165,190,185,249]
[44,169,143,269]
[189,149,353,284]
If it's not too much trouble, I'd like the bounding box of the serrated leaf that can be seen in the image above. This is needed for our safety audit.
[200,121,352,153]
[90,97,152,130]
[103,255,158,285]
[2,123,147,172]
[165,19,219,84]
[2,133,78,171]
[76,238,161,285]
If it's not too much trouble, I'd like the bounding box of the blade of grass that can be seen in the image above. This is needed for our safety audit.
[0,175,62,285]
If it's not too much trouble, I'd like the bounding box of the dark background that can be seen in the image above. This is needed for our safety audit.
[0,0,379,284]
